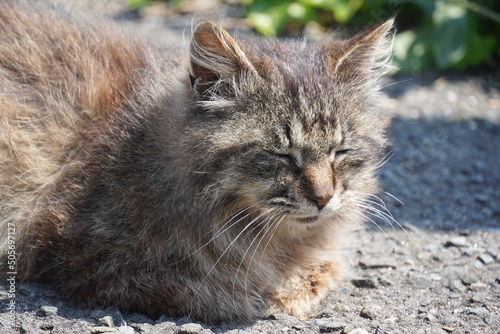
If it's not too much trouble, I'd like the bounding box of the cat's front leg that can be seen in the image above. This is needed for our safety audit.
[266,262,342,317]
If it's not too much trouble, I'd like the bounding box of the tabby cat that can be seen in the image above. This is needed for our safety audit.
[0,1,394,323]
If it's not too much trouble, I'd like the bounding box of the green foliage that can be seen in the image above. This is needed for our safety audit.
[128,0,500,73]
[243,0,500,74]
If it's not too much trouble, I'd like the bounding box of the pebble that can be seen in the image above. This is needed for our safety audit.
[99,316,115,328]
[89,326,118,333]
[150,321,177,334]
[459,271,480,286]
[131,323,154,333]
[342,324,355,333]
[424,244,439,253]
[444,236,469,248]
[359,258,397,269]
[118,326,135,334]
[469,282,487,291]
[36,306,58,317]
[448,279,467,292]
[408,274,433,289]
[348,329,369,334]
[468,307,490,317]
[461,247,486,256]
[351,277,379,289]
[178,323,208,334]
[478,253,495,264]
[316,320,346,333]
[360,307,377,320]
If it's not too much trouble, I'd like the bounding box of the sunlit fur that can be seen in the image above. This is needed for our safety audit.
[0,1,394,324]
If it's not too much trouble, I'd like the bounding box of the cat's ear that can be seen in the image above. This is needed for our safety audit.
[190,21,257,97]
[326,19,395,78]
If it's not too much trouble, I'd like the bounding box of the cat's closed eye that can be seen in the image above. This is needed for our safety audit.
[266,151,298,167]
[329,148,351,162]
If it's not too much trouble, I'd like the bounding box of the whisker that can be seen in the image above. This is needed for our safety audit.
[191,210,269,304]
[344,206,390,239]
[356,198,398,223]
[381,191,404,206]
[236,211,282,307]
[171,204,259,265]
[341,209,375,241]
[354,202,398,229]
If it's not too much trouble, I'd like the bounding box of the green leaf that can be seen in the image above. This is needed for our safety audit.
[392,27,433,75]
[411,0,435,13]
[246,0,290,36]
[127,0,150,10]
[432,0,468,69]
[297,0,363,23]
[455,30,497,69]
[332,0,364,23]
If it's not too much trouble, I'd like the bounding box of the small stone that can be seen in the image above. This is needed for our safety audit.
[351,277,379,289]
[342,325,355,334]
[360,307,377,320]
[150,322,176,334]
[468,307,489,317]
[459,271,479,286]
[470,292,488,304]
[99,316,115,328]
[392,245,410,255]
[442,326,454,332]
[267,312,296,321]
[444,236,469,248]
[478,253,495,264]
[178,323,205,334]
[473,260,485,269]
[424,313,437,322]
[118,325,135,334]
[377,276,394,286]
[36,306,58,317]
[462,247,486,256]
[469,282,487,291]
[335,304,352,312]
[404,259,415,266]
[131,323,154,333]
[359,258,397,269]
[409,275,433,289]
[89,326,118,333]
[317,320,346,333]
[424,244,439,253]
[348,329,369,334]
[448,279,466,292]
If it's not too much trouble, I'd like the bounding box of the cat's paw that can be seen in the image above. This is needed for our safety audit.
[267,262,341,317]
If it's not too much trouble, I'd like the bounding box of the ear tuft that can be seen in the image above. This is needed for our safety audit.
[327,19,395,78]
[190,21,257,97]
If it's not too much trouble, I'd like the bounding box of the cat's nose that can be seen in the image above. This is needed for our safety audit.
[301,161,335,211]
[307,195,333,210]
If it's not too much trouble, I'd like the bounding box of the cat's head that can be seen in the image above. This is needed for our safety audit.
[186,20,394,227]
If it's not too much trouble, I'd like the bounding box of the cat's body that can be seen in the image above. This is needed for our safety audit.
[0,1,393,323]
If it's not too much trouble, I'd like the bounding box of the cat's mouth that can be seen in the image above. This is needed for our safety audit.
[296,216,319,224]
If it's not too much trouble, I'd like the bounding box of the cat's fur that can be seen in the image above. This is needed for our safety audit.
[0,1,394,324]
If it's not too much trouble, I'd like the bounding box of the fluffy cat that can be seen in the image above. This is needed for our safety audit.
[0,1,394,324]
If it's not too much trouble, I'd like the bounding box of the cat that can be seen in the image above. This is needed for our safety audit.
[0,1,394,324]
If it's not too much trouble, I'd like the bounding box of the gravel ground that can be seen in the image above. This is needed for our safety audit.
[1,1,499,333]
